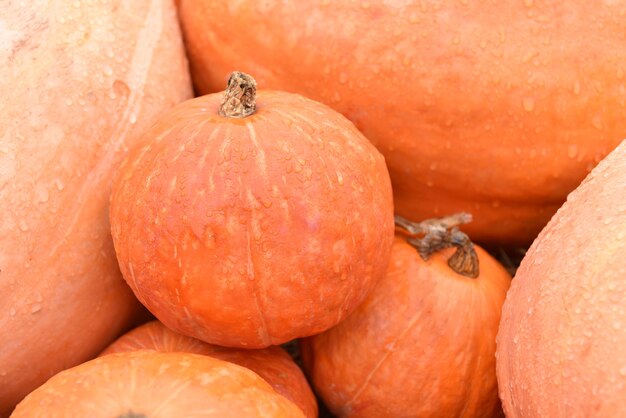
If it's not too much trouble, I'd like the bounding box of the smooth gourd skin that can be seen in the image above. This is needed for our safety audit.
[101,321,318,418]
[0,1,192,414]
[496,140,626,417]
[301,236,512,418]
[110,91,394,348]
[11,351,305,418]
[178,0,625,244]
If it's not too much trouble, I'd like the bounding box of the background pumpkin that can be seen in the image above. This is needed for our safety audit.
[301,223,512,417]
[101,320,318,418]
[178,0,625,244]
[0,1,191,414]
[109,73,394,348]
[11,350,305,418]
[496,140,626,417]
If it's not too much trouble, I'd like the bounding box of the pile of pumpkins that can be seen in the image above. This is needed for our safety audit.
[1,1,624,417]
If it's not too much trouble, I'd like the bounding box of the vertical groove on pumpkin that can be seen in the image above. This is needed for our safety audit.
[394,213,480,278]
[218,71,257,118]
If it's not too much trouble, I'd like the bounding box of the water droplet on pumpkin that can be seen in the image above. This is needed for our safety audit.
[129,113,137,124]
[65,98,73,106]
[620,366,626,376]
[513,335,519,344]
[30,304,42,314]
[35,186,49,203]
[459,0,468,4]
[573,81,581,95]
[591,115,603,130]
[19,220,29,232]
[523,97,535,112]
[54,179,64,190]
[113,80,130,98]
[9,308,16,317]
[524,0,534,7]
[339,73,348,84]
[567,144,578,158]
[103,65,113,77]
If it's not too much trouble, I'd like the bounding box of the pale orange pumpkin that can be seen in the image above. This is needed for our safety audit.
[178,0,625,244]
[101,321,318,418]
[0,1,192,414]
[497,140,626,417]
[11,351,305,418]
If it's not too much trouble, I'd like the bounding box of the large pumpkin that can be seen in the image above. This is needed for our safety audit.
[178,0,625,244]
[110,72,394,348]
[101,320,318,418]
[0,1,191,414]
[496,140,626,417]
[301,218,512,417]
[11,351,305,418]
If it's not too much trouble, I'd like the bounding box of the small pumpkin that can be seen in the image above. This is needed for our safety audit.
[178,0,625,244]
[0,1,191,414]
[301,214,511,417]
[101,320,317,418]
[110,72,394,348]
[11,350,305,418]
[496,140,626,417]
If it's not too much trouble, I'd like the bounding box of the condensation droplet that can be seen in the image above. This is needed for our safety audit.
[567,144,578,158]
[573,81,581,95]
[9,308,16,317]
[523,97,535,112]
[524,0,534,7]
[591,115,603,130]
[31,304,42,313]
[19,220,29,232]
[55,179,64,190]
[339,73,348,84]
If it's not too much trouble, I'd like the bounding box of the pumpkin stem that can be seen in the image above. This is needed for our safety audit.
[395,213,479,278]
[218,71,257,118]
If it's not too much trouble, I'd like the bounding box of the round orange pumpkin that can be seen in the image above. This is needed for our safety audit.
[100,320,318,418]
[11,350,305,418]
[110,72,394,348]
[178,0,625,244]
[496,140,626,417]
[301,219,512,417]
[0,1,191,414]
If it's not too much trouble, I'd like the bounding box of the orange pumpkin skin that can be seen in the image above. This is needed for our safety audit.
[0,1,191,415]
[101,321,318,418]
[178,0,625,244]
[496,140,626,417]
[110,90,394,348]
[11,351,305,418]
[301,236,511,417]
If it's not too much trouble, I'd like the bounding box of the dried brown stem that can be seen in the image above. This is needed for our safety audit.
[395,213,479,278]
[218,71,257,118]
